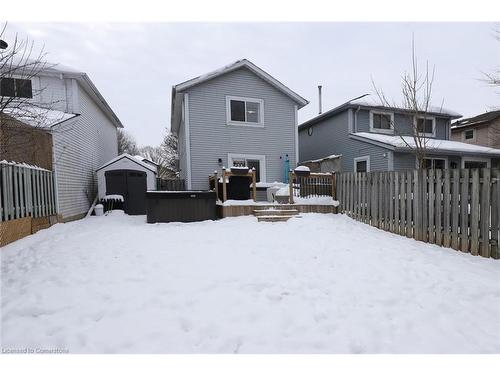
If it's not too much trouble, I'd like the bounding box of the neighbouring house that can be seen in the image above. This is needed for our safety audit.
[170,59,309,190]
[0,113,53,170]
[451,110,500,162]
[1,63,123,222]
[299,154,342,173]
[299,94,500,172]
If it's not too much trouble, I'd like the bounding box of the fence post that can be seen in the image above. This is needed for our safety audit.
[491,169,499,259]
[480,168,491,257]
[222,168,227,202]
[470,168,480,255]
[289,171,294,204]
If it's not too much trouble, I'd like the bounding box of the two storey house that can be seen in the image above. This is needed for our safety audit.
[299,95,500,172]
[170,59,308,190]
[1,63,123,221]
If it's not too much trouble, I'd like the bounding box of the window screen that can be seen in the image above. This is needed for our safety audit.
[417,118,433,134]
[356,160,367,173]
[230,100,246,122]
[372,113,392,130]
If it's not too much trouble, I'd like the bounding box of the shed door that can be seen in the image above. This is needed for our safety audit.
[105,169,147,215]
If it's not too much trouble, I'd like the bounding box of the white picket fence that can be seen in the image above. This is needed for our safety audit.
[0,163,57,222]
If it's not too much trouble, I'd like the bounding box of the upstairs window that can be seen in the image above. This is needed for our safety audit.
[369,111,394,134]
[464,129,475,141]
[226,96,263,126]
[0,78,33,98]
[416,116,435,137]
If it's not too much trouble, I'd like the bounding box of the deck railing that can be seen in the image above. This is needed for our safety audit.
[288,171,337,204]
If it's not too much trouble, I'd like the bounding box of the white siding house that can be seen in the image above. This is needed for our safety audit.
[5,63,123,221]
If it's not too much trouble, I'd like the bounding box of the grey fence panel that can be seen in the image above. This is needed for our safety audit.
[0,164,57,222]
[337,168,500,259]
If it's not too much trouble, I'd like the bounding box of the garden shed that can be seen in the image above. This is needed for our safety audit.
[96,154,157,215]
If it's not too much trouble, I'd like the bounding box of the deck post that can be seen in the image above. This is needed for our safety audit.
[222,168,227,202]
[252,168,257,202]
[331,172,336,200]
[289,171,294,204]
[214,172,219,201]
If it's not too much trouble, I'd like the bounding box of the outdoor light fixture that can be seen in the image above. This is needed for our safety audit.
[0,40,8,49]
[217,158,223,166]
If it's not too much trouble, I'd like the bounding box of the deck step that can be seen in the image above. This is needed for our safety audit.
[253,209,299,217]
[257,215,301,222]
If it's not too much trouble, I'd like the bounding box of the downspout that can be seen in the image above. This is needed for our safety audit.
[353,106,361,133]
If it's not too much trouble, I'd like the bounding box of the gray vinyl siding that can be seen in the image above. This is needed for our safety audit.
[177,99,187,182]
[299,109,389,172]
[354,109,450,139]
[52,84,118,220]
[183,67,297,190]
[393,153,416,170]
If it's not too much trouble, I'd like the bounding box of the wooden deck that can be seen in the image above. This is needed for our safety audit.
[217,203,338,218]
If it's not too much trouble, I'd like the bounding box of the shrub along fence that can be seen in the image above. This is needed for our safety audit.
[336,168,500,259]
[0,162,58,246]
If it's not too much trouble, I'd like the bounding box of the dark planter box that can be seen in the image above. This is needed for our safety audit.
[230,167,249,175]
[146,191,216,223]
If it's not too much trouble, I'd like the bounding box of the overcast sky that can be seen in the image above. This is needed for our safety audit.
[5,22,500,146]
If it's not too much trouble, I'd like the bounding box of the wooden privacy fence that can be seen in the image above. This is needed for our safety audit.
[157,178,185,191]
[337,168,500,259]
[288,171,336,203]
[0,163,57,222]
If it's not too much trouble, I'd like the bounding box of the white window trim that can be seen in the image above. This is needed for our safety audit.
[184,93,192,189]
[226,96,264,127]
[354,156,371,172]
[227,153,267,182]
[416,156,448,170]
[369,110,394,134]
[461,156,490,168]
[415,115,436,138]
[462,128,476,142]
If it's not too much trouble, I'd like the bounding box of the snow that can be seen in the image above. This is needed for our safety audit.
[353,132,500,155]
[221,199,271,206]
[2,212,499,354]
[254,182,286,189]
[97,153,157,173]
[293,196,339,206]
[0,160,50,171]
[294,165,310,172]
[275,186,290,197]
[301,154,342,164]
[102,194,124,202]
[3,106,77,128]
[348,95,462,118]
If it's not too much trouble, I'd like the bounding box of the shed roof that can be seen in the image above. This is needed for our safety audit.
[96,153,158,173]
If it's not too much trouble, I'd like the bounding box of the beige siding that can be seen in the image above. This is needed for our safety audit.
[451,119,500,148]
[52,84,118,219]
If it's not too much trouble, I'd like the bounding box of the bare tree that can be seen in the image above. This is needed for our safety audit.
[0,23,64,166]
[482,29,500,88]
[139,130,179,178]
[160,129,178,177]
[117,128,139,155]
[372,37,440,169]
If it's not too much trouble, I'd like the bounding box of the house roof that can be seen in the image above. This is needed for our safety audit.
[2,106,79,128]
[299,94,462,131]
[451,110,500,130]
[350,132,500,157]
[96,153,158,173]
[4,60,123,129]
[171,59,309,133]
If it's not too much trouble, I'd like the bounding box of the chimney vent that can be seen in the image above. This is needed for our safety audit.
[318,85,322,114]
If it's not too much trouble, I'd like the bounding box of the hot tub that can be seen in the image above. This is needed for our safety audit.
[146,191,217,223]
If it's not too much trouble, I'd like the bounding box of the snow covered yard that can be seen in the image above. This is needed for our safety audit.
[1,211,499,354]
